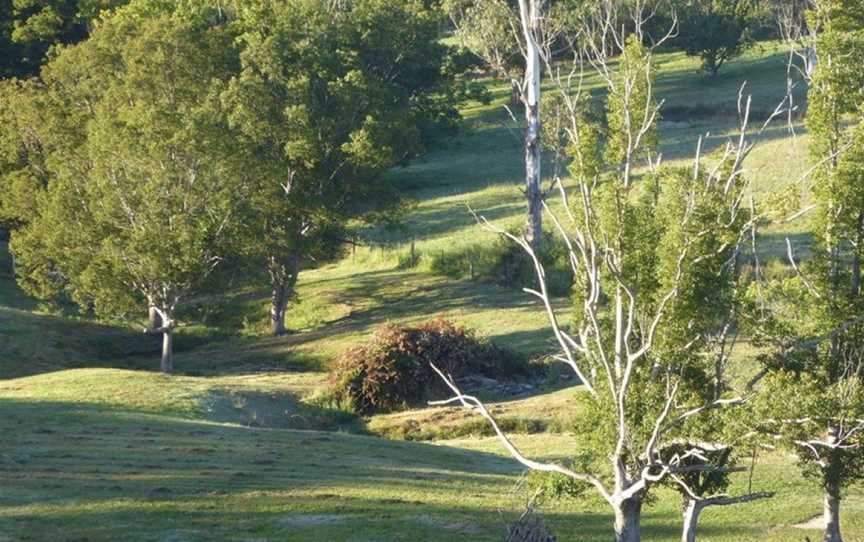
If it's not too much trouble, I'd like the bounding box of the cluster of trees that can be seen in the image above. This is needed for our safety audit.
[1,0,862,539]
[448,0,803,262]
[0,0,480,372]
[434,1,864,542]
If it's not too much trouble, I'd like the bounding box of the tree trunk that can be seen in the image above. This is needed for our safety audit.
[681,500,702,542]
[823,485,843,542]
[268,251,301,337]
[851,211,864,296]
[160,328,173,374]
[270,281,287,336]
[521,0,542,250]
[510,78,521,108]
[148,305,161,330]
[614,498,642,542]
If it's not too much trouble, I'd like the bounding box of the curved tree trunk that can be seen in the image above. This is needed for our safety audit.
[823,485,843,542]
[160,327,173,374]
[614,498,642,542]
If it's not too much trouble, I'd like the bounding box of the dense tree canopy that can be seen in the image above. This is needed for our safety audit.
[678,0,756,78]
[0,0,131,77]
[223,0,476,335]
[7,1,249,372]
[1,0,476,366]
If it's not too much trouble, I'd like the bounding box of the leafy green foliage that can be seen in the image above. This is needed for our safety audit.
[0,0,131,76]
[8,1,247,330]
[744,0,864,525]
[678,0,756,78]
[222,0,477,334]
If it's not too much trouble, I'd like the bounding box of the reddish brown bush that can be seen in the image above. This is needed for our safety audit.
[328,317,528,415]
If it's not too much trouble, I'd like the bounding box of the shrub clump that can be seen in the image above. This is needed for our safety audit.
[328,317,528,415]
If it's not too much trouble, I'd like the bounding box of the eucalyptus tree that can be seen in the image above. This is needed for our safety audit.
[9,0,249,372]
[223,0,466,336]
[430,3,779,540]
[746,2,864,541]
[446,0,565,249]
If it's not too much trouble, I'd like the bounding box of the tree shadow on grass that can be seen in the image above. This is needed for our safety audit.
[0,397,767,542]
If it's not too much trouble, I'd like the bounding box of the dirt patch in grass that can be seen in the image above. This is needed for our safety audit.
[276,514,347,527]
[414,515,484,534]
[792,515,824,530]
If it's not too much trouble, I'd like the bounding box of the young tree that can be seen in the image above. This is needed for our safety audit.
[678,0,756,78]
[223,0,468,336]
[430,3,780,540]
[747,2,864,541]
[10,1,247,372]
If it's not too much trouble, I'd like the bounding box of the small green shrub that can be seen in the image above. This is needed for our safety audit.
[328,317,529,415]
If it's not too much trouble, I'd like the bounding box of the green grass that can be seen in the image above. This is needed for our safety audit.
[1,378,862,541]
[0,42,859,541]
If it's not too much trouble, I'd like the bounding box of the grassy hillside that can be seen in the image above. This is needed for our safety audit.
[1,42,860,541]
[1,370,862,541]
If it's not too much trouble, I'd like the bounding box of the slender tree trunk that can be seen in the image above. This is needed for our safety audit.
[268,250,301,337]
[851,211,864,296]
[161,328,173,374]
[520,0,542,250]
[270,281,287,336]
[823,486,843,542]
[614,498,643,542]
[681,500,702,542]
[510,78,521,108]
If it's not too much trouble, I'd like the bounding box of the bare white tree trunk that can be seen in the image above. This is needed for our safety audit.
[144,304,176,374]
[270,281,287,336]
[677,492,774,542]
[823,487,842,542]
[681,500,702,542]
[823,487,843,542]
[614,497,642,542]
[519,0,543,250]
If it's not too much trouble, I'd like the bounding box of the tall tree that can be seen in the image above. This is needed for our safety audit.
[223,0,468,336]
[9,1,248,372]
[431,3,775,540]
[748,2,864,541]
[447,0,562,249]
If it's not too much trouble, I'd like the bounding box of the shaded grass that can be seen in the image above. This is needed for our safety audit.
[1,390,862,541]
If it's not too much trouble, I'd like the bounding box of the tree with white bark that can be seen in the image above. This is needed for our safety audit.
[447,0,565,249]
[744,3,864,540]
[430,3,785,540]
